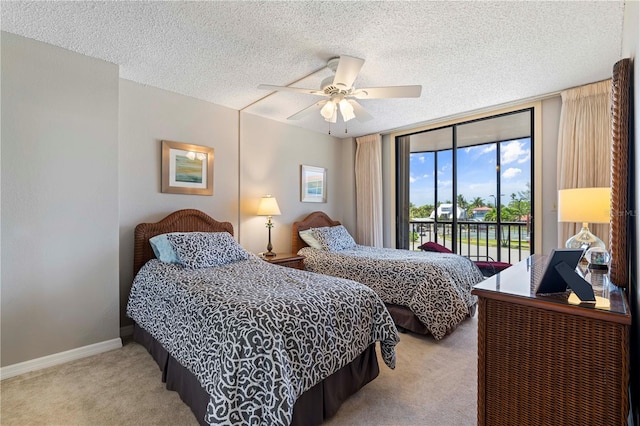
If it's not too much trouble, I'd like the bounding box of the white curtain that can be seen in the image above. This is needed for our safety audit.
[557,80,612,247]
[355,134,383,247]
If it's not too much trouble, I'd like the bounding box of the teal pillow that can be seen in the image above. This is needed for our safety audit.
[149,234,180,264]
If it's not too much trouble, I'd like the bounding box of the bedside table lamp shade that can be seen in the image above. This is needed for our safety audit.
[558,187,610,251]
[257,195,281,257]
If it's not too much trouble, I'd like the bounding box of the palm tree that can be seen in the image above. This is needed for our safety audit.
[471,197,484,208]
[456,194,467,209]
[468,196,485,218]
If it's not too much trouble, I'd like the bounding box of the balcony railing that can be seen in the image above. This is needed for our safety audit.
[409,219,530,264]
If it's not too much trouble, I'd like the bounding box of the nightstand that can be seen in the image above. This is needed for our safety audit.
[262,253,305,270]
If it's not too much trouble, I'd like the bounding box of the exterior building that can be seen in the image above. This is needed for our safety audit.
[429,204,468,220]
[472,207,492,220]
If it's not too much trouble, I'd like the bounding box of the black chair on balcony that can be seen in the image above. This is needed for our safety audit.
[417,241,512,277]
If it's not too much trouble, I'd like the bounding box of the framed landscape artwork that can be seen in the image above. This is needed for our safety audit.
[301,165,327,203]
[161,140,214,195]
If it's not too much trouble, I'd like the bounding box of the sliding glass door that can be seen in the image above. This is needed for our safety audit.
[396,108,534,264]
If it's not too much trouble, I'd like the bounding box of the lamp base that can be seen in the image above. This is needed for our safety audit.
[565,223,606,252]
[264,219,276,258]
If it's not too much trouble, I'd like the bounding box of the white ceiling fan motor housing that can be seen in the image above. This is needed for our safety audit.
[326,57,340,73]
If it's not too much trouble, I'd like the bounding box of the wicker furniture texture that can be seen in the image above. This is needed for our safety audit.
[473,255,630,426]
[609,58,631,288]
[133,209,233,275]
[291,211,340,253]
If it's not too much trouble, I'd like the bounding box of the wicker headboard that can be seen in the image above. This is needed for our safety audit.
[291,211,341,254]
[133,209,234,275]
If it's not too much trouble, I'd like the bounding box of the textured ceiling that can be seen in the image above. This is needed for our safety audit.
[1,1,625,138]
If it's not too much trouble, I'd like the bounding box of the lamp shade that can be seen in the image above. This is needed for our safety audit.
[257,195,281,216]
[557,187,610,224]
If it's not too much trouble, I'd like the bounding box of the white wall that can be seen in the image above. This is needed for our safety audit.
[1,33,120,366]
[118,79,239,328]
[540,96,562,254]
[238,113,356,255]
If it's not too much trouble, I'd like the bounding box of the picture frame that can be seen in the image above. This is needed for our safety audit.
[161,140,214,195]
[300,165,327,203]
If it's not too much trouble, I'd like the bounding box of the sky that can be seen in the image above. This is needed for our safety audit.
[409,138,531,208]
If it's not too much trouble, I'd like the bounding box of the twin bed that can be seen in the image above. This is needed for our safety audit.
[292,212,482,339]
[127,209,481,425]
[127,209,399,426]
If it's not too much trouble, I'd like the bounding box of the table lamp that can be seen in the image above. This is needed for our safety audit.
[557,187,610,251]
[256,195,281,257]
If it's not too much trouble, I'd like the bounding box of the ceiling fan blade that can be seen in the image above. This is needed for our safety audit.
[258,84,325,96]
[351,85,422,99]
[332,55,365,90]
[287,100,327,120]
[348,100,374,122]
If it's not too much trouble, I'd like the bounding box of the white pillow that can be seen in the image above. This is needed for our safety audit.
[165,232,251,269]
[311,225,357,252]
[299,229,323,249]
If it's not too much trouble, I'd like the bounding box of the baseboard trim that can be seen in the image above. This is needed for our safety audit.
[0,338,122,380]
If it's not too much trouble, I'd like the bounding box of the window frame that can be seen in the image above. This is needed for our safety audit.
[389,102,542,255]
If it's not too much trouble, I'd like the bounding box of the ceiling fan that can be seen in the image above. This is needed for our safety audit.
[258,55,422,124]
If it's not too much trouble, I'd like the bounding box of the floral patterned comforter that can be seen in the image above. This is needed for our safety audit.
[127,256,399,425]
[299,246,483,339]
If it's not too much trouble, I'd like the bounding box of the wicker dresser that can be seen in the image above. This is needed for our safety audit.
[472,254,631,426]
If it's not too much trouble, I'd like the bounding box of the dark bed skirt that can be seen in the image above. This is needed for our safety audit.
[385,303,477,335]
[133,323,380,426]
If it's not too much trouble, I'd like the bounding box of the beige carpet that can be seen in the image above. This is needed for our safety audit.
[1,316,477,426]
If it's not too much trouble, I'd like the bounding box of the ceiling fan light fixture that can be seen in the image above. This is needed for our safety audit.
[259,55,421,124]
[320,100,337,121]
[326,107,338,123]
[339,99,355,122]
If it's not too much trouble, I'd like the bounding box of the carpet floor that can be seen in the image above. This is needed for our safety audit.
[1,316,477,426]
